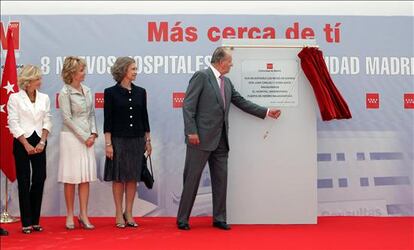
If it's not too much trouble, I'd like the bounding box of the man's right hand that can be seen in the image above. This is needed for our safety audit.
[188,134,200,145]
[268,109,281,119]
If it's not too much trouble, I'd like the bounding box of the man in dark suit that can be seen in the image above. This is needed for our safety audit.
[177,47,281,230]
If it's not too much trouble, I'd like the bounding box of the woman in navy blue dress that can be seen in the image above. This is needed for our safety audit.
[103,57,151,228]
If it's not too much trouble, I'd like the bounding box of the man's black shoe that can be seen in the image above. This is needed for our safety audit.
[177,222,190,230]
[213,221,231,230]
[0,227,9,236]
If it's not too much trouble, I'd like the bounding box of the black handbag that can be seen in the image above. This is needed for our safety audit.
[141,155,154,189]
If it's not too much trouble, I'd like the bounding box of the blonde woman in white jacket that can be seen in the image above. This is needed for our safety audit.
[7,65,52,234]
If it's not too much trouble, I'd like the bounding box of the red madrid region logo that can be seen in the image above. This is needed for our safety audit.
[95,93,104,108]
[366,93,380,109]
[173,92,186,108]
[404,93,414,109]
[266,63,273,70]
[0,21,20,50]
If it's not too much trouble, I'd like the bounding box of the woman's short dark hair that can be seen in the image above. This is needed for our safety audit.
[111,57,136,82]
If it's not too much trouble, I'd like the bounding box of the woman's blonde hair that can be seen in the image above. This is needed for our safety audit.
[111,57,135,83]
[18,65,42,90]
[61,56,86,84]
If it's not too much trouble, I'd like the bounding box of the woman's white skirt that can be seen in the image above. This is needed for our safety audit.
[58,131,97,184]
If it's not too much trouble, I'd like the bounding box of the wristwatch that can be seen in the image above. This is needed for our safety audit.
[39,140,46,145]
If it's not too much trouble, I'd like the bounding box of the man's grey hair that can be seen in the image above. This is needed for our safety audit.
[210,47,231,64]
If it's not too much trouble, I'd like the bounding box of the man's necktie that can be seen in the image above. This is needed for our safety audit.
[219,75,226,107]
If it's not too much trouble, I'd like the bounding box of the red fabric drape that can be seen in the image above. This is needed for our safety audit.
[298,47,352,121]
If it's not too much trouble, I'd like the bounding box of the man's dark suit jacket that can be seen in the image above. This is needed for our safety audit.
[183,67,267,151]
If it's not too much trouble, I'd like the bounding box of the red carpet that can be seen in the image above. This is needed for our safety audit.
[1,217,413,250]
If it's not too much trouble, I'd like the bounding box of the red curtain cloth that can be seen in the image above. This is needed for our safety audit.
[298,47,352,121]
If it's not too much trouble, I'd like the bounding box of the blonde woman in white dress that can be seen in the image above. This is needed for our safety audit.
[58,56,97,230]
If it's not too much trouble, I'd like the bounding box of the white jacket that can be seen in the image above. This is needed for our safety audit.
[7,90,52,139]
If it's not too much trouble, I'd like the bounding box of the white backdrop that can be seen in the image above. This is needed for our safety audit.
[226,39,318,224]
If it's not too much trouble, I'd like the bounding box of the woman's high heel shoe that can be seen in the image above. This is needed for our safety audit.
[66,217,75,230]
[115,215,126,229]
[22,226,32,234]
[123,213,139,228]
[32,225,43,232]
[115,222,126,229]
[78,216,95,230]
